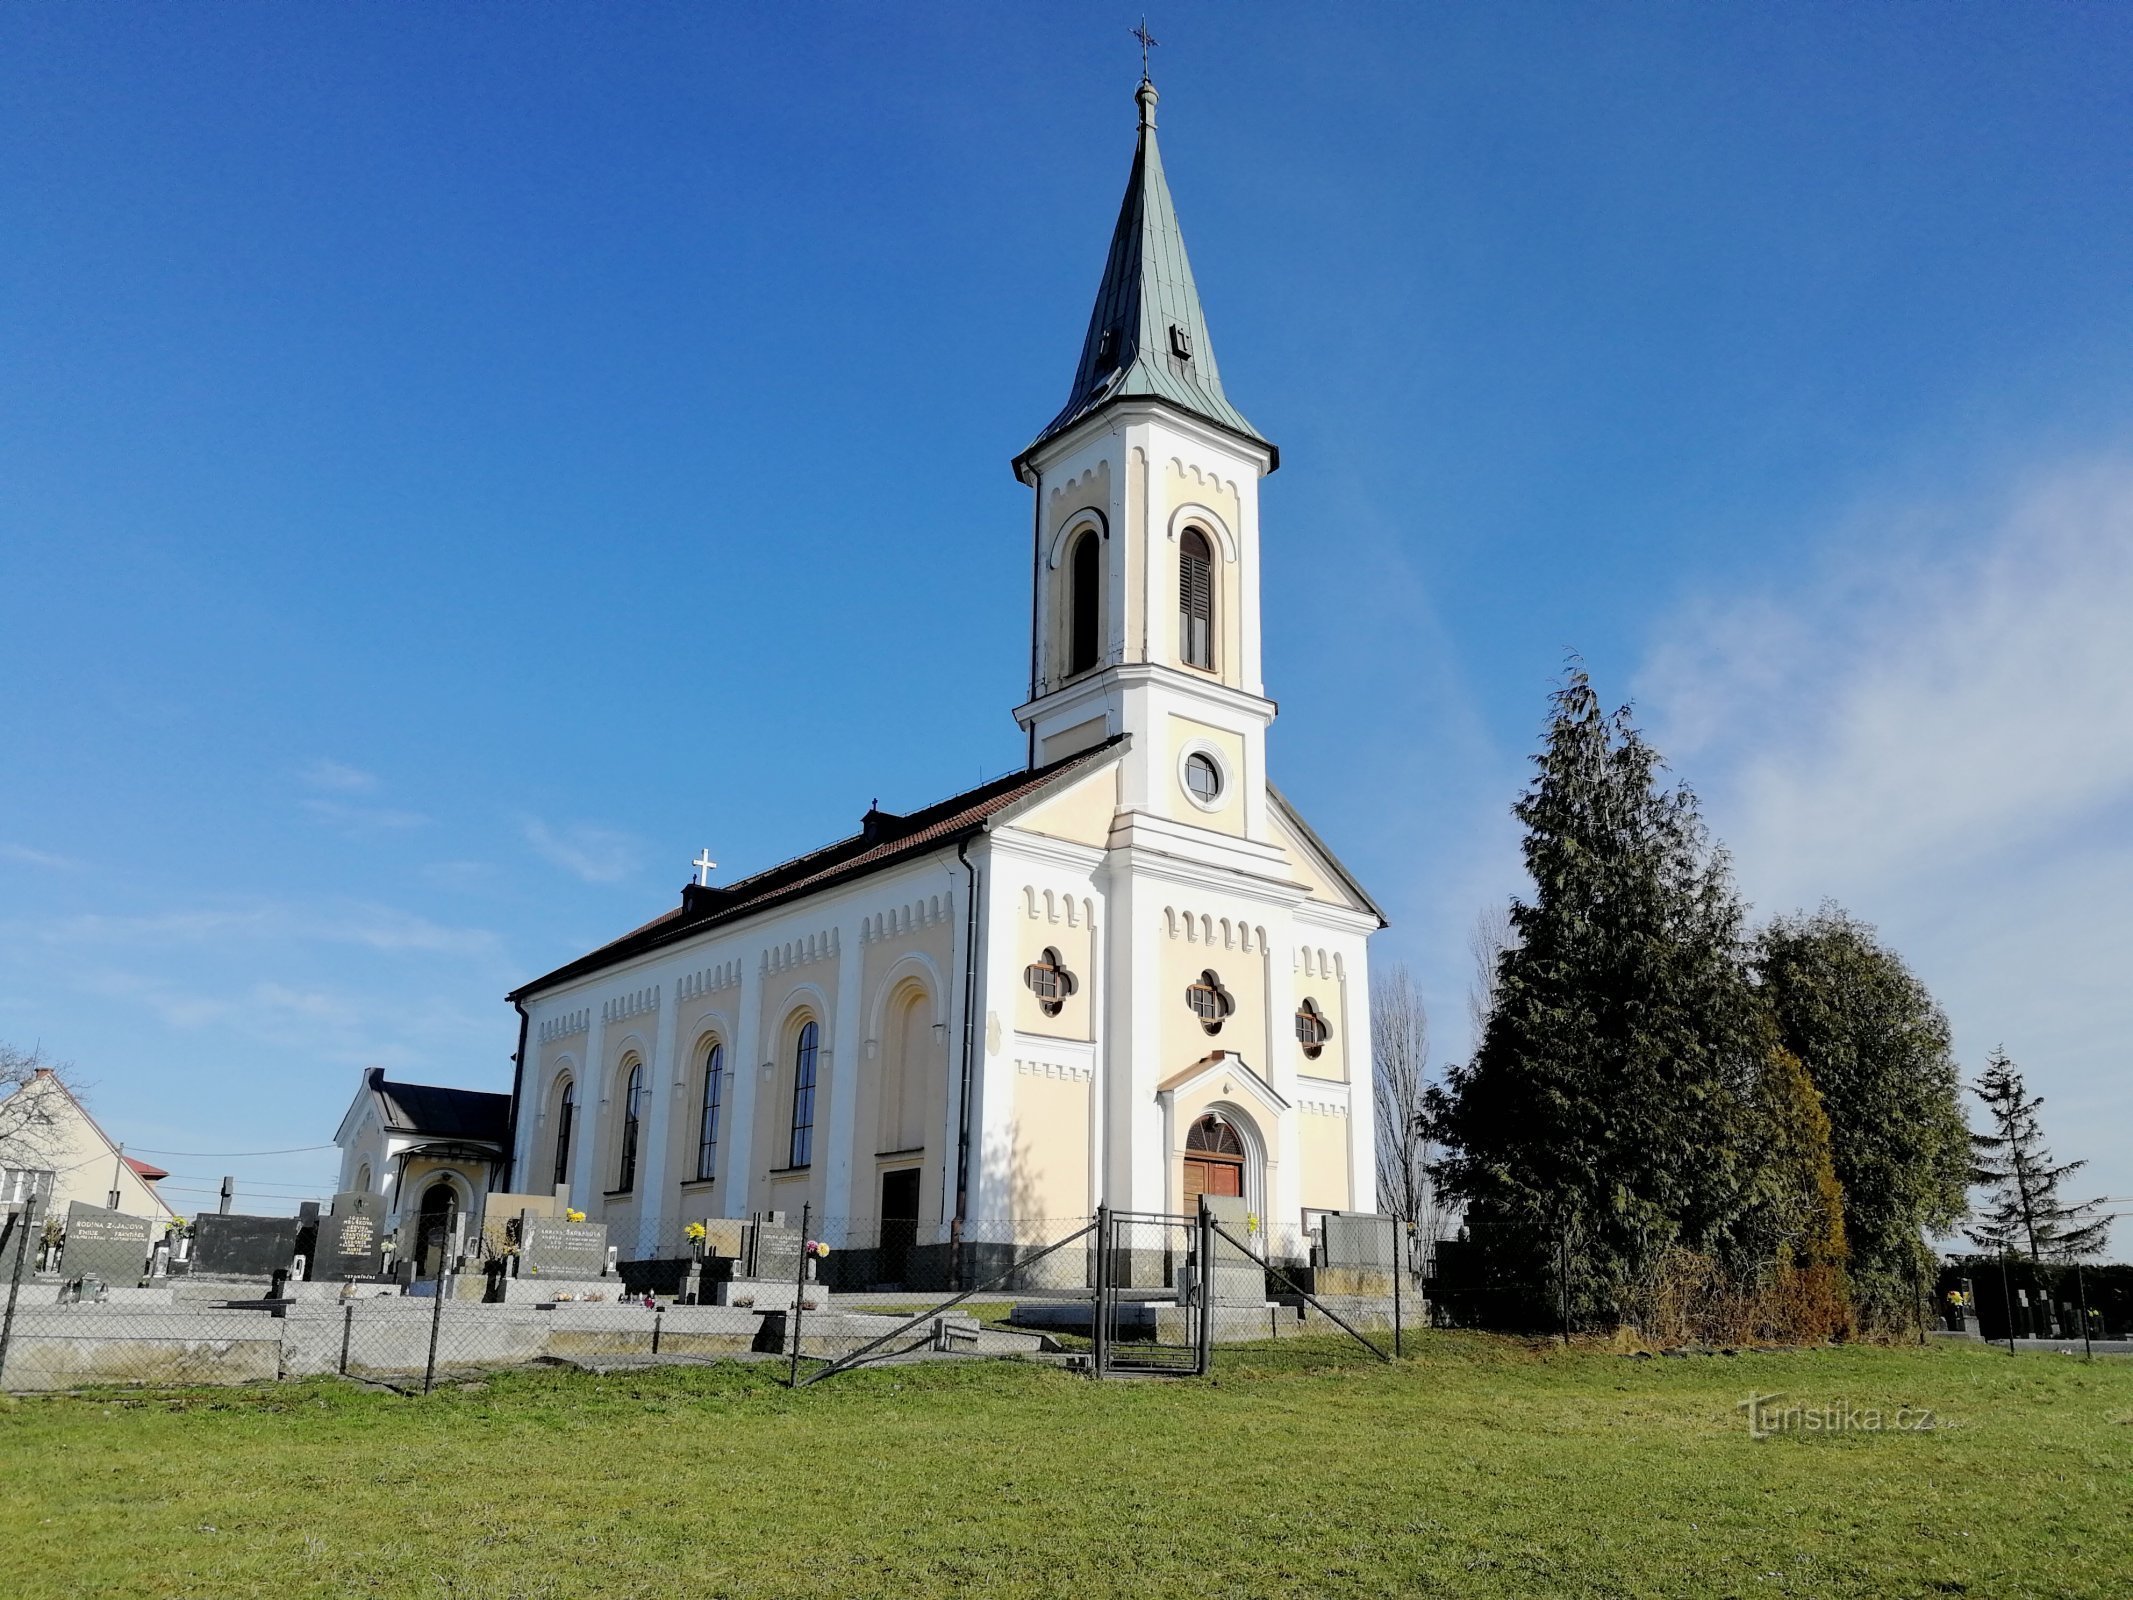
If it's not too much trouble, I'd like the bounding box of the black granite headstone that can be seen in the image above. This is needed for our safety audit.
[62,1202,153,1286]
[191,1212,301,1277]
[310,1191,385,1280]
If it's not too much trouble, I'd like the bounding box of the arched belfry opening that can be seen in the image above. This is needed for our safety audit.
[1069,528,1101,677]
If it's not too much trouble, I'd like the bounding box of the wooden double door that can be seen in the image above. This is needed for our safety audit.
[1181,1113,1246,1212]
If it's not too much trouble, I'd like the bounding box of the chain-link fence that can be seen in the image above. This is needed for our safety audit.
[0,1200,1410,1394]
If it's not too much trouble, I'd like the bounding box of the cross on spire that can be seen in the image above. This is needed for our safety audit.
[691,849,717,887]
[1132,17,1159,80]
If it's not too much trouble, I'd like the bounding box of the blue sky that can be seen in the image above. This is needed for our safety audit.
[4,6,2129,1237]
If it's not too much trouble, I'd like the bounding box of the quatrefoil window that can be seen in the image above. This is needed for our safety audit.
[1185,969,1235,1035]
[1295,997,1330,1060]
[1023,947,1079,1018]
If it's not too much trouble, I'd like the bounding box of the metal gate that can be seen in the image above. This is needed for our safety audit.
[1096,1208,1205,1376]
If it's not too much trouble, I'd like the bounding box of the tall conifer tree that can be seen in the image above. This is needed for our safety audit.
[1754,908,1969,1327]
[1966,1049,2109,1263]
[1427,670,1765,1324]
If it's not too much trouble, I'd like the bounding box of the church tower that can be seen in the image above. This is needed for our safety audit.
[1012,74,1290,884]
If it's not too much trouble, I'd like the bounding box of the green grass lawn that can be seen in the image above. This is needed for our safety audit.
[4,1337,2128,1598]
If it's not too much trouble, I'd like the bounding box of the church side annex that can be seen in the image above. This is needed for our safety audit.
[338,74,1386,1279]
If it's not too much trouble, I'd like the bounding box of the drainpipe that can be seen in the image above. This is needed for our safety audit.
[951,834,985,1275]
[503,996,531,1192]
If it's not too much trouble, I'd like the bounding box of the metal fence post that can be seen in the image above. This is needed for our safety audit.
[1391,1216,1404,1360]
[1999,1253,2016,1354]
[423,1231,447,1394]
[652,1306,664,1357]
[339,1298,355,1377]
[1091,1203,1110,1379]
[2076,1262,2093,1360]
[788,1202,811,1388]
[0,1209,35,1387]
[1193,1202,1214,1377]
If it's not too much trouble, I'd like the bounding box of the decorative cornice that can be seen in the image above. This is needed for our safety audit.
[679,961,742,1003]
[1163,903,1269,954]
[860,894,950,943]
[1296,944,1347,981]
[762,927,840,974]
[1020,885,1098,929]
[1296,1094,1350,1118]
[602,986,660,1025]
[537,1009,590,1045]
[1015,1056,1095,1083]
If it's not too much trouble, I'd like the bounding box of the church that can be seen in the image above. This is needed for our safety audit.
[341,74,1383,1274]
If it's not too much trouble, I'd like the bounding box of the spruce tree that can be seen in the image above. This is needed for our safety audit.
[1966,1049,2109,1262]
[1754,908,1970,1328]
[1427,670,1765,1325]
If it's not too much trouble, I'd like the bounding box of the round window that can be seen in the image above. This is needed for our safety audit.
[1184,752,1223,806]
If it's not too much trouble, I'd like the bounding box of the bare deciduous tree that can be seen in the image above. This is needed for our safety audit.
[1372,964,1436,1281]
[1466,902,1514,1042]
[0,1042,75,1171]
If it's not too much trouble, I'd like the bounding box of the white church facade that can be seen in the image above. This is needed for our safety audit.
[355,77,1383,1273]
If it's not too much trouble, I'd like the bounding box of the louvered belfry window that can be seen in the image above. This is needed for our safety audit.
[1179,528,1214,669]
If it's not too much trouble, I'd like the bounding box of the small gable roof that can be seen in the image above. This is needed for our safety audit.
[512,737,1128,1001]
[363,1069,511,1145]
[1268,784,1387,926]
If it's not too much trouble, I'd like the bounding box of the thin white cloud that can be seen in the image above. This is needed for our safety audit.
[520,817,640,885]
[1639,449,2133,1248]
[0,843,80,870]
[34,900,500,960]
[300,759,379,794]
[301,797,432,835]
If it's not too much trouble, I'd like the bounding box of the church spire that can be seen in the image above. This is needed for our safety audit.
[1022,75,1274,469]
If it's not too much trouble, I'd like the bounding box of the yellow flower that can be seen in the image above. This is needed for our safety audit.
[565,1208,586,1224]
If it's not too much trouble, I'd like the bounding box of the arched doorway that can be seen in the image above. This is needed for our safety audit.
[1183,1113,1246,1211]
[413,1178,459,1278]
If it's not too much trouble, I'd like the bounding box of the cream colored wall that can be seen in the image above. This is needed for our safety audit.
[753,948,841,1219]
[1005,1070,1091,1218]
[1038,715,1110,767]
[1298,1109,1353,1212]
[1124,447,1146,662]
[1044,460,1112,687]
[1015,763,1118,845]
[1013,888,1098,1042]
[2,1075,174,1221]
[1271,810,1345,904]
[850,920,952,1230]
[665,999,739,1219]
[1167,715,1247,836]
[1292,951,1350,1085]
[1158,914,1271,1087]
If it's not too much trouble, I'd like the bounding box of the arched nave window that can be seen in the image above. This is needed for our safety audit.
[788,1021,820,1169]
[616,1062,644,1192]
[552,1080,575,1189]
[1179,526,1215,670]
[1069,529,1101,676]
[696,1042,725,1182]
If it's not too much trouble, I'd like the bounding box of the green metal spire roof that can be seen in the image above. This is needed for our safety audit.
[1023,78,1276,469]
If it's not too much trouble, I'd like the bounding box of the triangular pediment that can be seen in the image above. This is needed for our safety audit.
[1267,787,1385,923]
[1155,1050,1289,1117]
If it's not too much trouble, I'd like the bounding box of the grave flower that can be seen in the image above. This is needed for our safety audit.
[685,1222,707,1244]
[806,1240,831,1259]
[565,1208,586,1223]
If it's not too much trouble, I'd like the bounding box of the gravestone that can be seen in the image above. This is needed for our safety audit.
[1317,1211,1397,1297]
[517,1213,610,1279]
[191,1212,301,1278]
[749,1217,804,1284]
[476,1190,563,1261]
[311,1191,386,1280]
[697,1217,745,1259]
[61,1202,153,1287]
[1199,1195,1266,1304]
